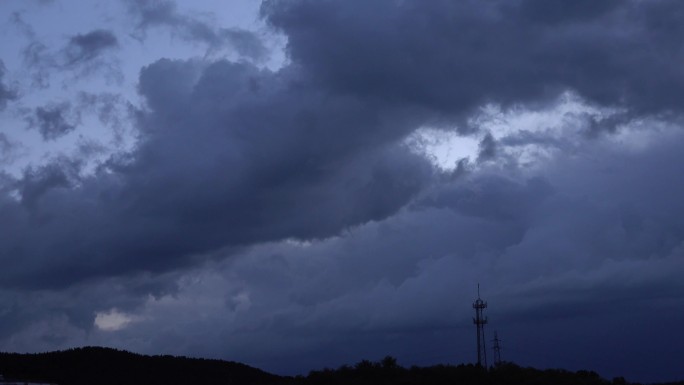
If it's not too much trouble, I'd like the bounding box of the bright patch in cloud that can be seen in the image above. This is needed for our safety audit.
[405,128,479,171]
[407,92,636,171]
[94,309,139,331]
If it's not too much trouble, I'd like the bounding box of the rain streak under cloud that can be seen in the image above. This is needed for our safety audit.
[0,0,684,382]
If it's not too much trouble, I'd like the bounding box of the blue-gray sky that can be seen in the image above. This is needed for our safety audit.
[1,0,683,382]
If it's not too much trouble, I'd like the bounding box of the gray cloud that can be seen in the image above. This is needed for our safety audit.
[0,60,18,109]
[21,41,53,88]
[63,30,119,67]
[127,0,268,61]
[76,92,135,144]
[477,133,497,162]
[20,29,121,87]
[220,28,269,61]
[25,102,80,141]
[17,157,81,208]
[0,134,21,166]
[10,12,36,40]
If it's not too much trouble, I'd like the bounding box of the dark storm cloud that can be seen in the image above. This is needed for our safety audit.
[72,133,684,380]
[127,0,268,60]
[1,0,682,300]
[2,1,684,381]
[25,102,80,141]
[4,134,684,378]
[263,0,684,123]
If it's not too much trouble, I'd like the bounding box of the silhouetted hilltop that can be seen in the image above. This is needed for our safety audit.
[0,346,282,385]
[1,348,682,385]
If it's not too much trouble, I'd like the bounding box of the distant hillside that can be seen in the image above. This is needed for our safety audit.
[0,346,283,385]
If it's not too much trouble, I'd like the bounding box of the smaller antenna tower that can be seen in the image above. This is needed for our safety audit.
[492,331,502,366]
[472,284,488,367]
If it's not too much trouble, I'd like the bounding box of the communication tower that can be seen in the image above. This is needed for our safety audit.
[492,331,502,366]
[472,284,488,367]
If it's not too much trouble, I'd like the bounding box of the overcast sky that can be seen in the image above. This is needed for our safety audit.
[1,0,683,382]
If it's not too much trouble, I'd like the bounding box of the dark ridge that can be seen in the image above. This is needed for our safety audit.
[0,346,283,385]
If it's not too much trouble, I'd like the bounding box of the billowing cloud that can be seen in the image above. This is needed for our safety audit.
[0,56,432,289]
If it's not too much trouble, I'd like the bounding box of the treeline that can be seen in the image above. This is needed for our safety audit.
[289,357,634,385]
[290,357,684,385]
[0,346,281,385]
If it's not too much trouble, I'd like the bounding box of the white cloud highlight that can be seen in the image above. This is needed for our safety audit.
[94,309,140,332]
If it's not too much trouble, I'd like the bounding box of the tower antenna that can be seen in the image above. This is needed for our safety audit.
[472,284,488,367]
[492,331,502,366]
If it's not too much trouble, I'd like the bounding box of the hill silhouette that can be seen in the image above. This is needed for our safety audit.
[1,347,682,385]
[0,346,281,385]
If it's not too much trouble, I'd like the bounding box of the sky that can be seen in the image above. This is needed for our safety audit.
[0,0,683,382]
